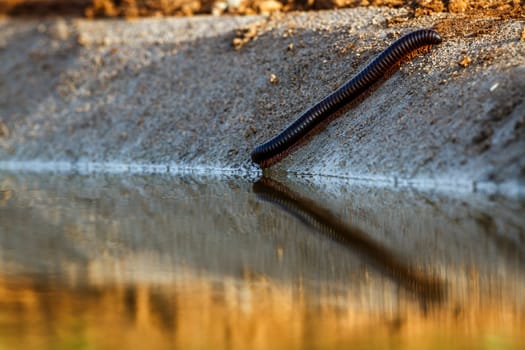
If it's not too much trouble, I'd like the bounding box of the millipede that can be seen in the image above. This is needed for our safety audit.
[251,29,442,168]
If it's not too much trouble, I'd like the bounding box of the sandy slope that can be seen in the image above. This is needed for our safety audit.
[0,8,524,188]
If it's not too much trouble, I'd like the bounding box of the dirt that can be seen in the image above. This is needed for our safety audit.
[0,0,523,17]
[0,5,524,191]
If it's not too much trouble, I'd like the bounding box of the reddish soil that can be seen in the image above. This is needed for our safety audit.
[0,0,523,17]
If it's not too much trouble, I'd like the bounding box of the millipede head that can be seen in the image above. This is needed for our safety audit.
[427,29,442,44]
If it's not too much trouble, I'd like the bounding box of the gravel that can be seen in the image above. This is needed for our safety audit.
[0,8,524,190]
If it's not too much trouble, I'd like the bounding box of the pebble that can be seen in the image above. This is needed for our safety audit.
[212,1,228,15]
[257,0,282,14]
[459,56,471,67]
[49,19,69,41]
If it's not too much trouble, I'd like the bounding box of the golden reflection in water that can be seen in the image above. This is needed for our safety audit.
[0,267,524,350]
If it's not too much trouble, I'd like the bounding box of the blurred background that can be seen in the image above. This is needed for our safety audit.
[0,0,522,17]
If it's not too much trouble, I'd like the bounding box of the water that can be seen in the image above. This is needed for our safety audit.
[0,171,524,349]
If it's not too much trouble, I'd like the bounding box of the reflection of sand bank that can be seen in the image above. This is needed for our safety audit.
[0,265,524,350]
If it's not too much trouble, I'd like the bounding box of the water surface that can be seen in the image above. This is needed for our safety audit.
[0,172,524,349]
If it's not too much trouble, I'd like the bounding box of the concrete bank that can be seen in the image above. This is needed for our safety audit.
[0,9,524,189]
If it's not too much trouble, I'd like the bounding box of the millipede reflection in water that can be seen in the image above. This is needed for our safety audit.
[253,177,445,304]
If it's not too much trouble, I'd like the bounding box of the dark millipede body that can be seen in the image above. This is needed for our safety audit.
[251,29,442,168]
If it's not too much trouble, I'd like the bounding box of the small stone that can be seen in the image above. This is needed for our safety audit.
[77,34,89,47]
[232,37,244,50]
[212,1,227,15]
[232,22,260,50]
[257,0,282,14]
[448,0,468,13]
[287,43,294,51]
[243,126,257,138]
[50,19,69,41]
[269,73,279,84]
[521,27,525,41]
[227,148,238,156]
[227,0,243,8]
[459,56,471,67]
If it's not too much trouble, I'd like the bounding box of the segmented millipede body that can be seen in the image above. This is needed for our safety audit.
[251,29,442,168]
